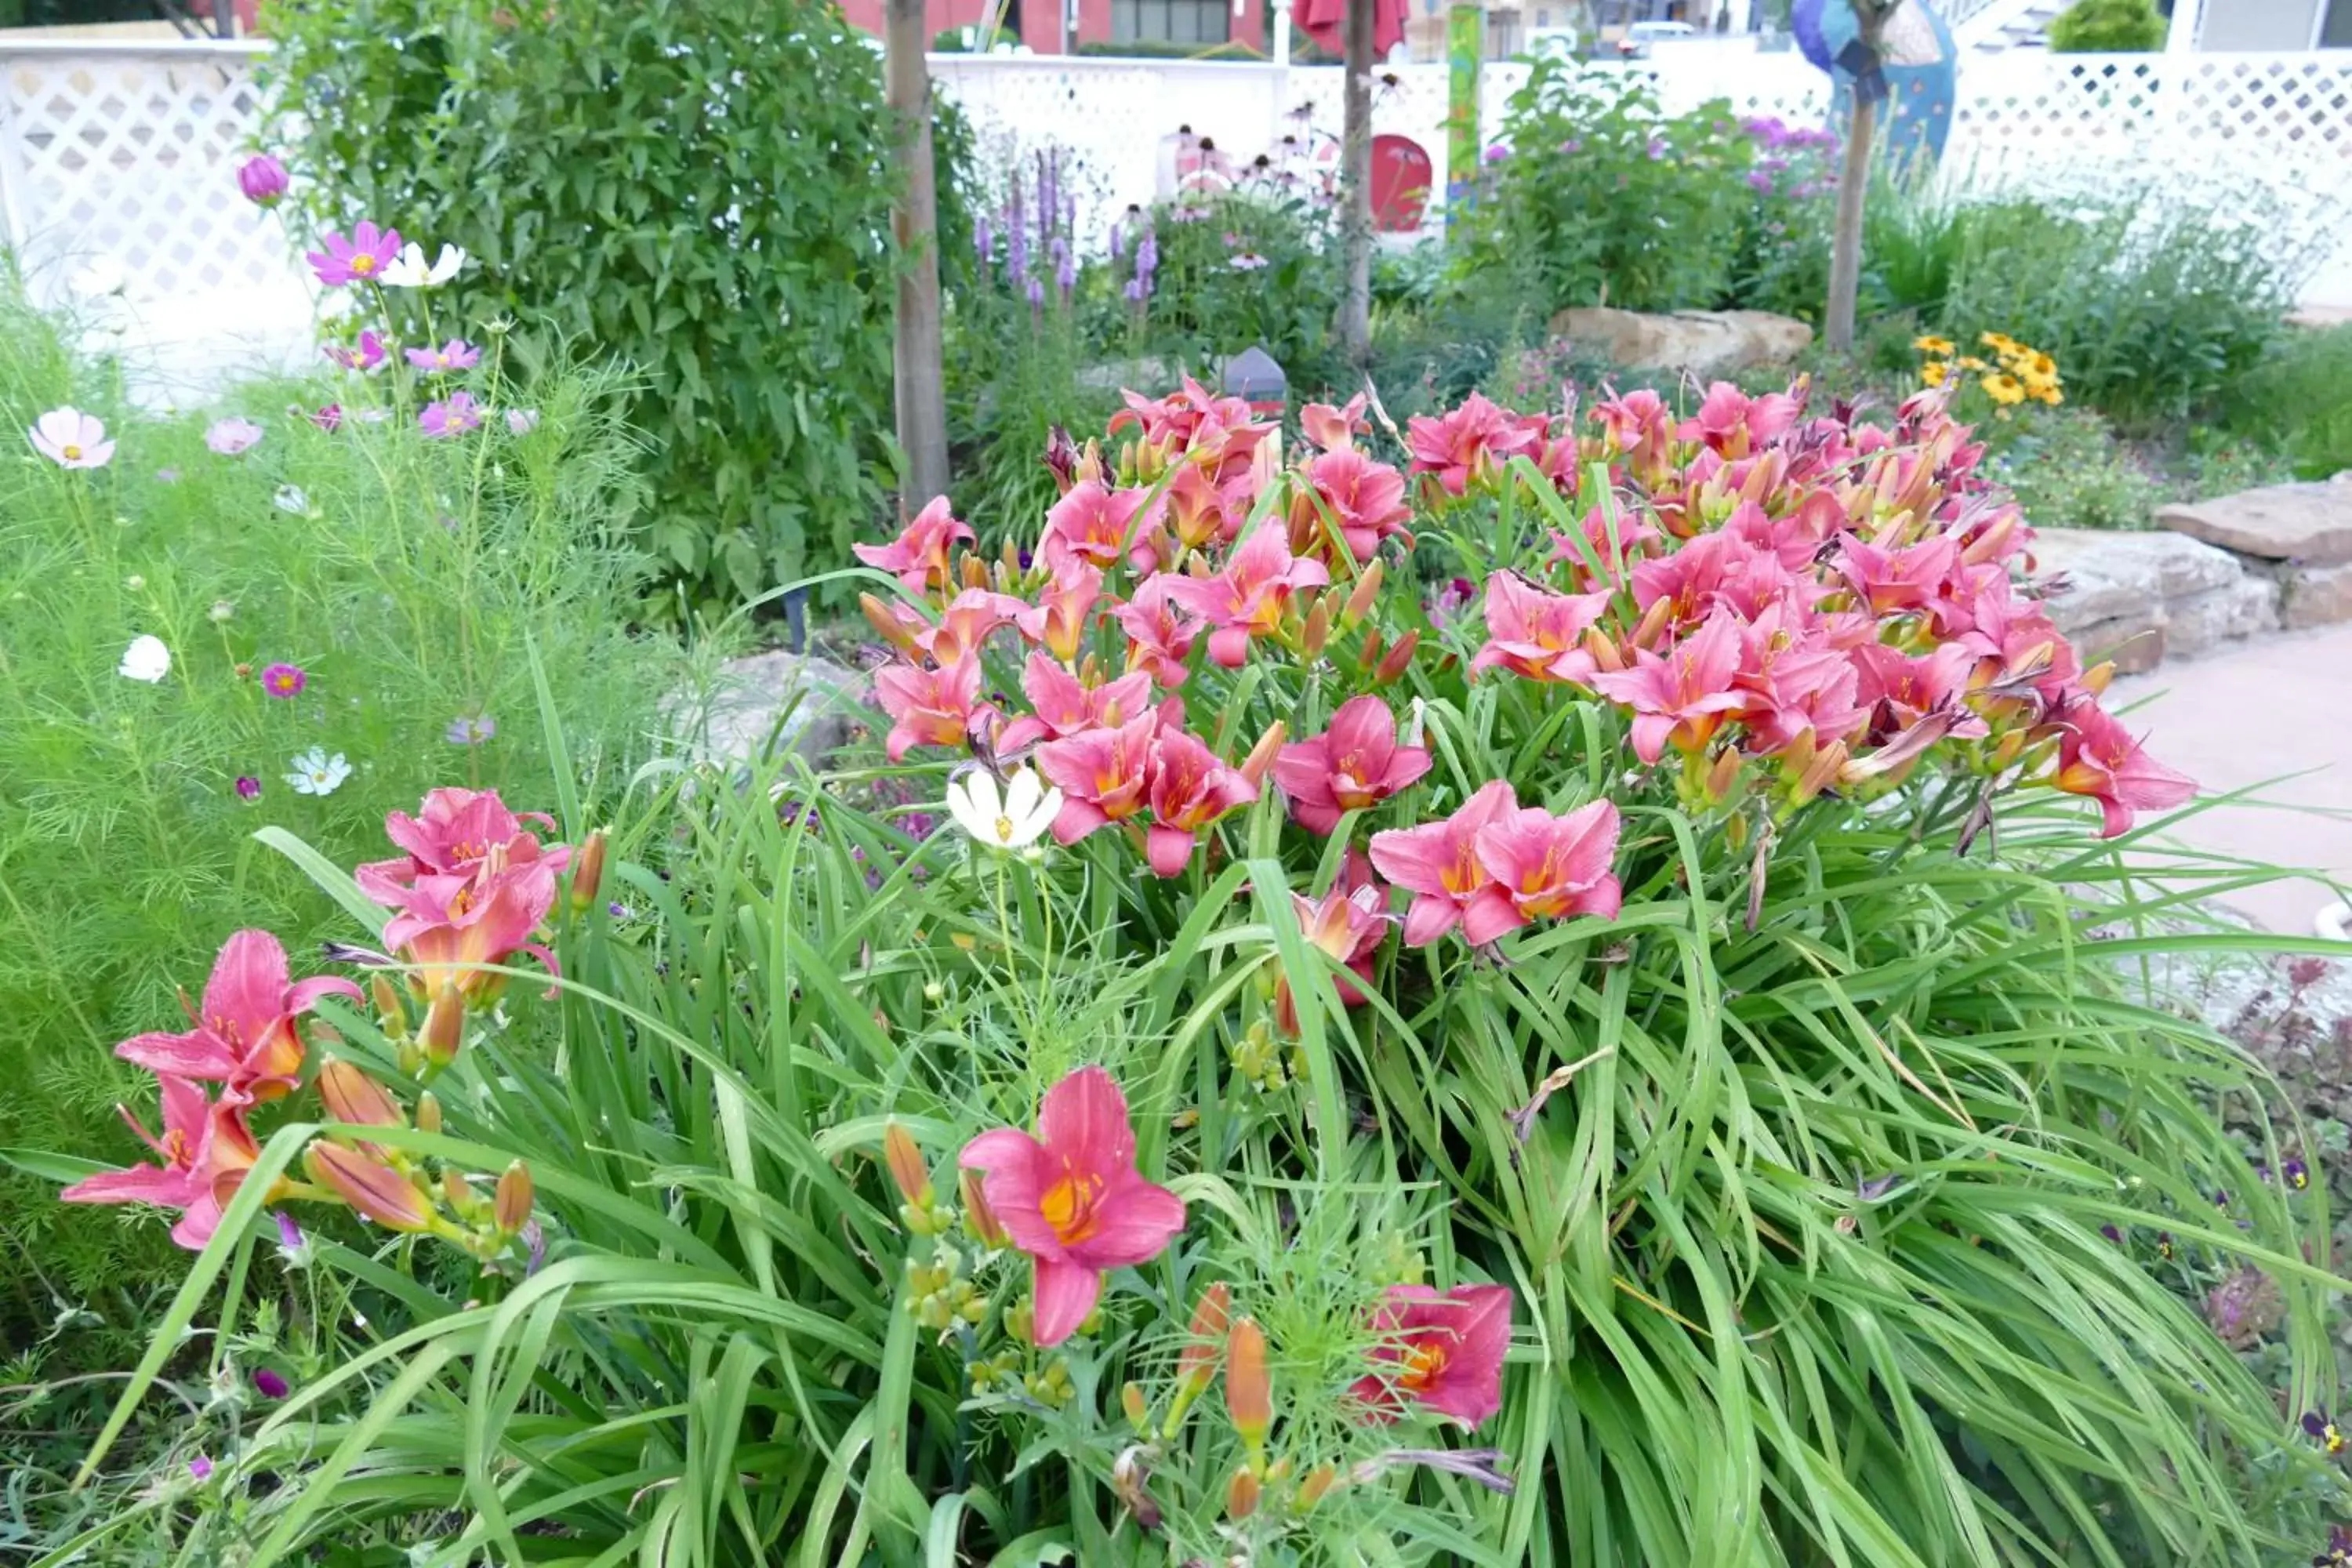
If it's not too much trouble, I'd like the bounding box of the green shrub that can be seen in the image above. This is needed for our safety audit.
[60,378,2349,1565]
[262,0,971,611]
[2226,323,2352,480]
[0,282,661,1372]
[1980,405,2168,531]
[2047,0,2167,51]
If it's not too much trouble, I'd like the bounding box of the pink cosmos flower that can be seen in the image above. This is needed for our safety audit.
[1115,574,1203,688]
[28,407,114,470]
[1468,573,1614,686]
[1588,612,1749,764]
[419,393,483,438]
[205,416,264,456]
[234,775,262,800]
[1348,1283,1512,1428]
[995,651,1156,755]
[1161,521,1329,668]
[1406,393,1537,496]
[323,331,388,372]
[1367,779,1521,947]
[1273,694,1432,834]
[1294,448,1411,564]
[405,339,481,374]
[312,404,343,432]
[958,1065,1186,1347]
[260,662,307,699]
[875,653,990,764]
[237,154,289,207]
[2053,697,2196,837]
[506,408,540,436]
[1471,799,1623,936]
[1036,711,1159,845]
[305,220,401,287]
[113,930,362,1106]
[1014,562,1103,665]
[1142,727,1258,877]
[1273,882,1393,1034]
[1040,480,1152,575]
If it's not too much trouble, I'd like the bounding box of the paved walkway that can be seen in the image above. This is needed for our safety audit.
[2113,626,2352,935]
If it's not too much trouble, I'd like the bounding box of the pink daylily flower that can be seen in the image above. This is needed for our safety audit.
[1588,612,1749,764]
[1838,535,1958,618]
[2053,697,2196,837]
[1115,574,1203,688]
[1679,381,1801,459]
[1036,712,1160,845]
[1157,462,1248,557]
[1040,480,1153,575]
[381,860,563,1002]
[1161,521,1329,668]
[1015,562,1103,665]
[1592,387,1675,486]
[1273,694,1432,835]
[1348,1283,1513,1428]
[853,495,975,596]
[356,786,570,907]
[1142,728,1258,877]
[1470,798,1624,936]
[958,1065,1186,1347]
[1406,393,1537,496]
[1468,573,1614,686]
[1109,375,1254,448]
[60,1075,242,1250]
[1294,448,1411,564]
[1299,394,1369,453]
[114,930,361,1105]
[995,651,1156,755]
[305,220,401,287]
[1367,779,1521,947]
[876,653,991,763]
[1274,882,1393,1034]
[916,588,1026,667]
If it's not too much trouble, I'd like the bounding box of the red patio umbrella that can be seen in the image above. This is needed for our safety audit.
[1290,0,1410,58]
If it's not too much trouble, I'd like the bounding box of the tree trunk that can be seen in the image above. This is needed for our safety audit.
[886,0,951,512]
[1821,89,1875,354]
[1339,0,1376,366]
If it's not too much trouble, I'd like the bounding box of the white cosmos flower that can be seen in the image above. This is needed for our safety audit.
[118,633,170,682]
[946,765,1062,857]
[285,746,353,796]
[380,241,466,289]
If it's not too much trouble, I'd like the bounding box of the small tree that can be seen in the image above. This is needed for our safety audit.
[1821,0,1899,354]
[2047,0,2167,52]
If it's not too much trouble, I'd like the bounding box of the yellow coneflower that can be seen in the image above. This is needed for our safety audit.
[1980,331,2019,354]
[1913,334,1955,357]
[1958,355,1990,372]
[1921,360,1950,387]
[1982,372,2026,406]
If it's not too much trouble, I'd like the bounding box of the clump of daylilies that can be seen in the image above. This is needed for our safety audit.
[878,1065,1517,1547]
[62,788,604,1270]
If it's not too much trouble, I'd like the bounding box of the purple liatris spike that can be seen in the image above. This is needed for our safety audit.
[976,214,993,263]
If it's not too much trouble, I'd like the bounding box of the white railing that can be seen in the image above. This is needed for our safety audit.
[3,37,2350,391]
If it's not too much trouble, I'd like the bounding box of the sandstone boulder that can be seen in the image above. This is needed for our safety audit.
[2028,527,2276,671]
[668,649,874,775]
[2281,559,2352,630]
[1549,307,1813,378]
[2157,477,2352,567]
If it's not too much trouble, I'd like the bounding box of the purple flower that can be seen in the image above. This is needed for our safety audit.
[2285,1156,2310,1191]
[253,1367,290,1399]
[305,221,401,287]
[312,403,343,432]
[1558,138,1582,154]
[608,901,633,919]
[324,330,388,372]
[405,339,481,374]
[1109,220,1124,258]
[1646,137,1668,161]
[260,662,307,699]
[1746,170,1775,194]
[2321,1523,2352,1566]
[2098,1224,2122,1244]
[1123,277,1148,303]
[1482,143,1509,165]
[1229,251,1269,271]
[238,154,289,207]
[446,713,497,745]
[189,1455,214,1482]
[1025,275,1045,307]
[505,408,539,436]
[205,416,265,456]
[276,1211,306,1253]
[420,393,484,439]
[234,775,262,800]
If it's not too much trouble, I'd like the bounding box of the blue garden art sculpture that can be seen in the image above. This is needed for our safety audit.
[1794,0,1958,164]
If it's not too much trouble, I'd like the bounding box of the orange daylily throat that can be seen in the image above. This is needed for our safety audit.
[1039,1169,1105,1245]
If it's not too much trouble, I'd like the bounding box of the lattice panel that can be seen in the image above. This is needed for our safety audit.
[0,45,304,310]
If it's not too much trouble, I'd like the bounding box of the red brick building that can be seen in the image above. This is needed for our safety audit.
[834,0,1270,55]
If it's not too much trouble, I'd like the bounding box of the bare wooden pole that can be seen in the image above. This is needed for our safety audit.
[1339,0,1375,366]
[886,0,951,511]
[1822,0,1889,355]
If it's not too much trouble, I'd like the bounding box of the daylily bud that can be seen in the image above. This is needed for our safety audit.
[1299,595,1330,659]
[1120,1381,1149,1428]
[2080,659,2114,696]
[1581,625,1626,674]
[1373,630,1418,685]
[1704,747,1743,803]
[861,592,921,655]
[1341,560,1384,630]
[1240,720,1286,787]
[416,1091,443,1135]
[1225,1316,1272,1459]
[1180,1281,1231,1392]
[317,1058,405,1129]
[1293,1461,1340,1513]
[494,1161,534,1232]
[304,1142,434,1232]
[883,1121,932,1208]
[1224,1466,1261,1521]
[1989,728,2026,771]
[960,554,989,592]
[420,986,464,1069]
[1632,597,1675,650]
[569,829,608,913]
[1043,423,1080,494]
[1795,738,1846,803]
[960,1169,1007,1246]
[1359,626,1385,671]
[369,973,405,1033]
[444,1166,478,1212]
